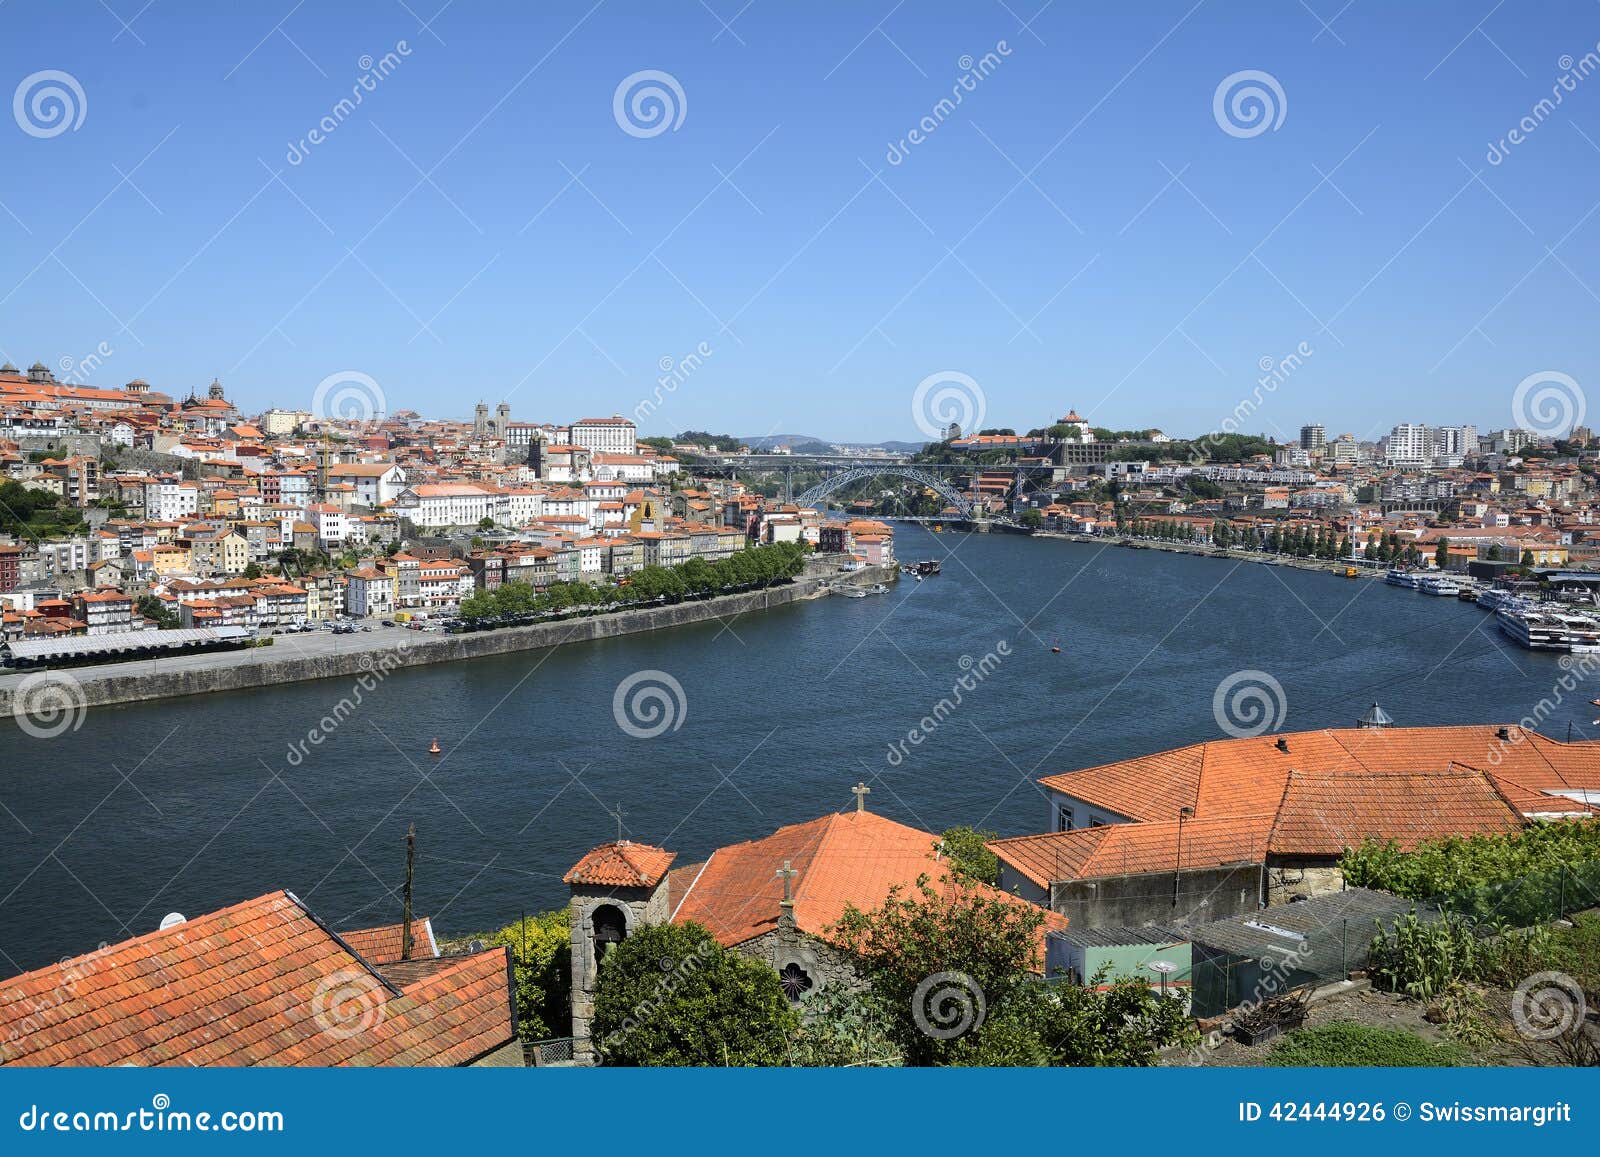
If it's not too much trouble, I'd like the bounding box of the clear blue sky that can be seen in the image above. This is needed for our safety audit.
[2,0,1597,442]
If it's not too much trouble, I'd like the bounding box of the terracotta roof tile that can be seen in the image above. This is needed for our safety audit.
[563,841,676,887]
[0,891,515,1067]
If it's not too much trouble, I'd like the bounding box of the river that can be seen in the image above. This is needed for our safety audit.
[0,526,1582,972]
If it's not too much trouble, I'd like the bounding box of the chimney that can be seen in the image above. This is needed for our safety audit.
[1275,736,1290,753]
[1497,726,1511,741]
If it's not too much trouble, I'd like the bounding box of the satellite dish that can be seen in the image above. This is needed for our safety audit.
[159,912,187,930]
[1146,960,1178,974]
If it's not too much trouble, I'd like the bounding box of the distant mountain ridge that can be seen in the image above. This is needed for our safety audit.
[736,433,926,453]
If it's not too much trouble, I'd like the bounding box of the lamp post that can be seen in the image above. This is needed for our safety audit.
[1172,806,1195,908]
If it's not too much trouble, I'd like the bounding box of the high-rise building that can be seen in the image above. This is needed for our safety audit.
[1299,424,1326,455]
[1385,423,1433,467]
[1330,433,1359,466]
[1431,425,1478,460]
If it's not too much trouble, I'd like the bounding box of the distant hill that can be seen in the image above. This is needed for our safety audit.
[737,434,927,453]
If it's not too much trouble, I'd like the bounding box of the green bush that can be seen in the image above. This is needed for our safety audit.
[1341,820,1600,901]
[1266,1021,1467,1067]
[465,909,572,1040]
[591,921,799,1066]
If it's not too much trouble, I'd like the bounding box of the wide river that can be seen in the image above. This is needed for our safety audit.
[0,527,1584,972]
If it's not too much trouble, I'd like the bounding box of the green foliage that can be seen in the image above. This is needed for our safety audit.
[789,983,902,1066]
[1340,820,1600,900]
[1265,1021,1467,1067]
[458,541,808,623]
[1017,507,1044,530]
[828,878,1193,1066]
[242,562,262,580]
[938,826,1000,886]
[1368,909,1583,999]
[136,594,179,629]
[465,909,572,1040]
[591,921,799,1066]
[0,480,85,540]
[675,430,744,452]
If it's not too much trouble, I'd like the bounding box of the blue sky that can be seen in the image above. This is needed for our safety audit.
[2,1,1598,442]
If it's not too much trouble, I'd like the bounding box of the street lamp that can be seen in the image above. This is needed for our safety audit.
[1172,806,1195,908]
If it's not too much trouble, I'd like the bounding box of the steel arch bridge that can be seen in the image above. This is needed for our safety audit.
[796,465,977,519]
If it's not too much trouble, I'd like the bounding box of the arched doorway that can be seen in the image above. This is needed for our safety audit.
[592,904,626,964]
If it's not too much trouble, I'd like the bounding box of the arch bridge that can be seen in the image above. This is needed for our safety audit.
[795,465,977,519]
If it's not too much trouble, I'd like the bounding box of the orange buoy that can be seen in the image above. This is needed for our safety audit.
[428,738,442,755]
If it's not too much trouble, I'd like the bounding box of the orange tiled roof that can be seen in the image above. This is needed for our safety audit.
[563,841,676,887]
[338,917,439,965]
[1036,725,1599,823]
[1268,769,1524,855]
[669,810,1067,963]
[988,814,1276,888]
[0,891,515,1067]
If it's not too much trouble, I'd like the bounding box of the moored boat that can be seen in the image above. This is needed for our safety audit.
[1385,569,1419,588]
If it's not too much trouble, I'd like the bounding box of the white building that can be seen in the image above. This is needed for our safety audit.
[1384,423,1433,467]
[394,483,499,529]
[568,415,637,456]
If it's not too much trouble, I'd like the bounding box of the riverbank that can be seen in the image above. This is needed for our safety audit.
[0,562,897,719]
[1030,530,1382,580]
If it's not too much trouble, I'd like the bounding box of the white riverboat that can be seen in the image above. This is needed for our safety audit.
[1417,576,1461,596]
[1498,607,1600,652]
[1384,569,1419,588]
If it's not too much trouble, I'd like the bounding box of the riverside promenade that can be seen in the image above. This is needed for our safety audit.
[0,562,896,719]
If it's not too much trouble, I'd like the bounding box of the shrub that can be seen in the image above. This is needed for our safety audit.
[468,908,571,1040]
[1265,1021,1467,1067]
[591,921,798,1066]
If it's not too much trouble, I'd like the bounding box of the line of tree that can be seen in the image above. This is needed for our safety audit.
[458,540,809,623]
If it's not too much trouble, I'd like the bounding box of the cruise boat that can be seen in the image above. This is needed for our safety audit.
[1476,588,1536,614]
[1384,569,1419,588]
[1498,607,1600,652]
[1417,576,1461,596]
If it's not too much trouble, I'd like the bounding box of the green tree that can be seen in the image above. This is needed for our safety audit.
[478,516,495,530]
[1521,548,1536,567]
[242,562,262,580]
[1435,537,1450,571]
[1018,507,1044,530]
[136,594,179,629]
[473,909,572,1039]
[591,921,799,1066]
[938,826,1000,886]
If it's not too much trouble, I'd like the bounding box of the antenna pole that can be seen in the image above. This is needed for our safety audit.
[401,823,415,961]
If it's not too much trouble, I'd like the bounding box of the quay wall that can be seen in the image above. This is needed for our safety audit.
[0,565,895,718]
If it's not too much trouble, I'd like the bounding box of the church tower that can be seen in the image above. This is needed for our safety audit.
[208,377,226,400]
[474,401,489,437]
[563,840,676,1065]
[494,402,511,438]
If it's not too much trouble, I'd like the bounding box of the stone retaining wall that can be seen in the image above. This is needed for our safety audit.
[0,565,895,718]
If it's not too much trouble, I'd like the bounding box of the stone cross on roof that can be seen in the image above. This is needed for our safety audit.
[852,781,871,813]
[775,859,798,906]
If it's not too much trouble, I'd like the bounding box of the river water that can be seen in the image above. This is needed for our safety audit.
[0,526,1583,972]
